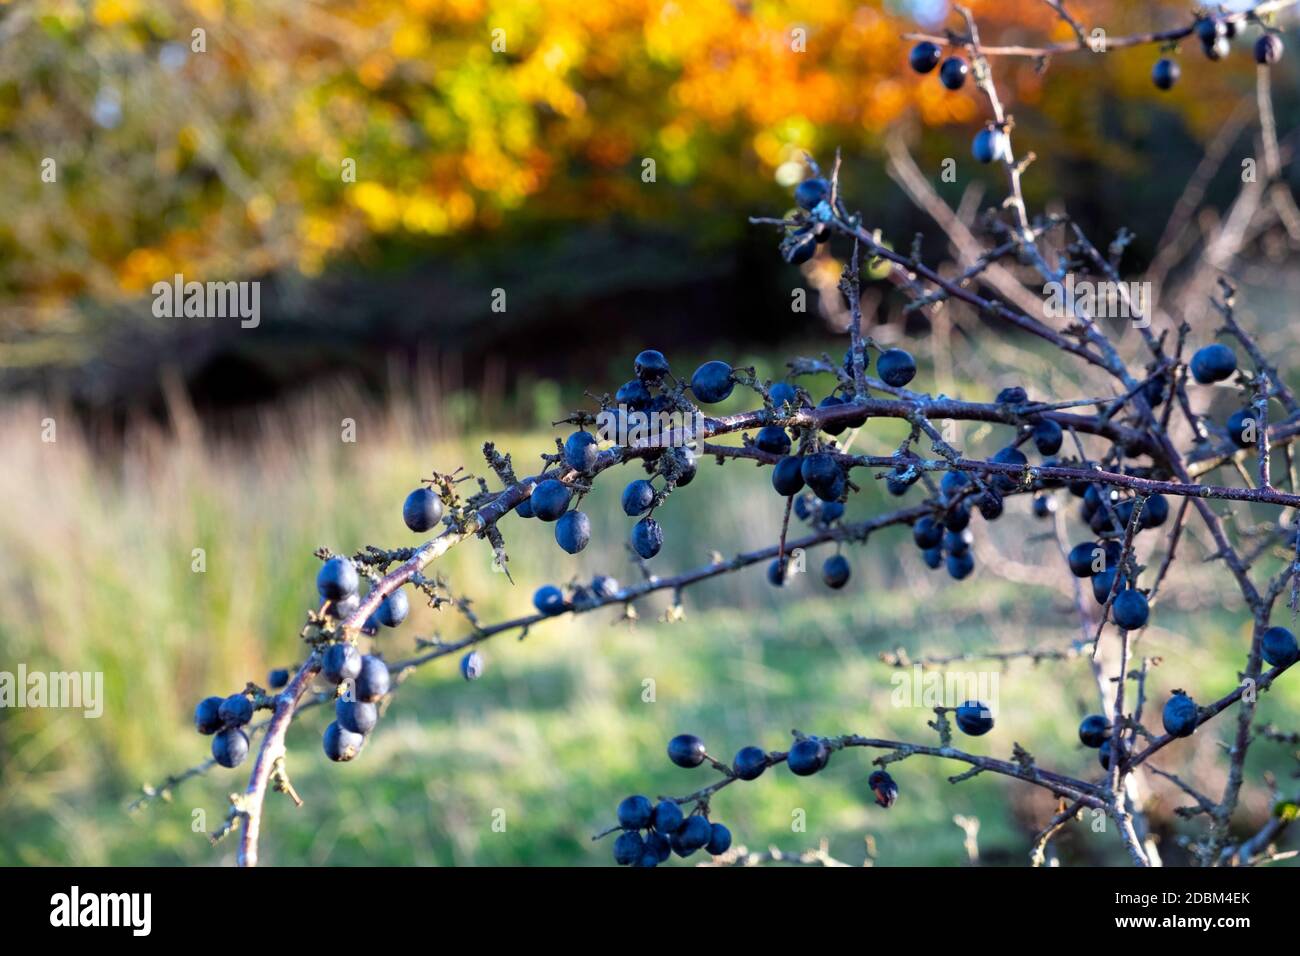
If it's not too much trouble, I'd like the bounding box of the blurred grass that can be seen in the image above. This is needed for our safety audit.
[1,355,1298,867]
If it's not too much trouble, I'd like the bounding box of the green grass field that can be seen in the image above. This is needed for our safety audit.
[1,364,1297,867]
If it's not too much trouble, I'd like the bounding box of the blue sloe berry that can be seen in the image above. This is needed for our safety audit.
[668,733,707,768]
[1111,589,1149,630]
[336,698,378,735]
[876,348,917,387]
[787,737,830,776]
[613,830,645,866]
[1078,714,1111,748]
[402,487,444,533]
[195,696,224,735]
[533,585,567,616]
[631,517,664,559]
[321,642,361,684]
[316,556,358,602]
[954,701,994,736]
[706,822,732,855]
[529,479,572,521]
[212,728,249,768]
[733,746,768,781]
[563,431,600,473]
[376,588,410,628]
[671,816,713,857]
[618,794,654,830]
[460,650,484,681]
[555,510,592,554]
[323,721,364,762]
[755,425,791,456]
[651,800,684,834]
[691,361,734,404]
[634,350,670,384]
[794,177,830,211]
[1262,626,1299,668]
[1162,690,1197,738]
[1190,344,1237,384]
[772,456,805,496]
[218,693,253,727]
[822,554,851,589]
[354,655,390,702]
[868,769,899,808]
[909,41,942,73]
[621,479,656,516]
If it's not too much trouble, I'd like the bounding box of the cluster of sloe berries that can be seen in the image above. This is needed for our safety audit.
[1187,342,1268,449]
[194,690,255,769]
[1152,17,1283,90]
[907,41,1010,164]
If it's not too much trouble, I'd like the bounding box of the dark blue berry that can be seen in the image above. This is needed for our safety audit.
[913,516,944,550]
[1227,408,1258,448]
[940,469,971,498]
[801,453,844,502]
[794,177,830,211]
[991,446,1027,493]
[515,491,536,519]
[1256,33,1284,65]
[954,701,993,736]
[944,529,972,556]
[617,794,654,830]
[769,382,799,408]
[336,697,378,734]
[631,517,664,559]
[354,655,390,702]
[972,127,1007,164]
[533,585,566,616]
[1078,714,1111,748]
[460,650,484,681]
[772,456,805,496]
[793,495,813,522]
[672,816,713,856]
[939,56,968,90]
[218,693,253,727]
[1196,17,1226,44]
[1092,567,1124,605]
[767,558,787,587]
[1032,494,1057,519]
[613,830,644,865]
[529,479,571,521]
[876,348,917,387]
[1068,542,1100,578]
[616,379,652,408]
[376,588,410,628]
[1099,738,1127,771]
[667,446,696,487]
[322,642,361,684]
[634,350,670,384]
[977,489,1004,520]
[817,395,847,435]
[706,822,732,855]
[996,386,1028,405]
[946,551,975,580]
[1112,589,1149,630]
[887,464,919,496]
[733,746,768,781]
[195,696,224,735]
[784,229,818,265]
[316,556,358,602]
[909,40,942,73]
[868,770,899,808]
[691,361,734,404]
[1032,419,1064,456]
[944,503,971,532]
[621,479,656,517]
[1190,343,1237,384]
[822,554,851,589]
[325,592,361,620]
[646,831,672,862]
[787,737,830,776]
[323,721,364,762]
[922,546,943,569]
[819,501,845,524]
[1262,626,1299,668]
[212,727,249,768]
[267,669,290,690]
[1162,690,1197,738]
[555,510,592,554]
[652,800,684,834]
[1142,494,1169,529]
[1204,34,1231,60]
[563,431,600,474]
[668,733,707,768]
[1152,57,1180,90]
[402,487,444,533]
[755,425,791,456]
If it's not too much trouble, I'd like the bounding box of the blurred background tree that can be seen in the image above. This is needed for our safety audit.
[1,0,1292,416]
